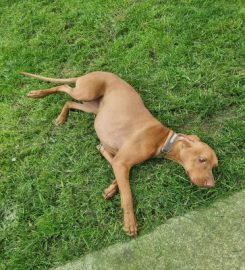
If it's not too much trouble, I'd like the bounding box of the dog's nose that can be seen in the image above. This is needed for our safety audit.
[204,179,215,188]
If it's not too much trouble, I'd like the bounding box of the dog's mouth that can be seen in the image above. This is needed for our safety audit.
[186,171,215,188]
[190,177,215,188]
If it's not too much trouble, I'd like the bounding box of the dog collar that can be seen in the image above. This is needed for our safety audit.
[160,132,178,155]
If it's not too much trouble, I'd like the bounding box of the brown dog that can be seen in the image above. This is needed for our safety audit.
[21,71,218,236]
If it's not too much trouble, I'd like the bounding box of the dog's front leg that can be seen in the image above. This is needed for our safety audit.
[112,160,137,236]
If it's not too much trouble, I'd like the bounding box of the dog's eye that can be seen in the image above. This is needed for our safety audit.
[198,157,207,163]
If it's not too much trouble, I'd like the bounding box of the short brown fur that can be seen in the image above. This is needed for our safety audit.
[21,71,218,236]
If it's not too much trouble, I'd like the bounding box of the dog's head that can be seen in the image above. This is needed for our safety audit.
[167,134,218,188]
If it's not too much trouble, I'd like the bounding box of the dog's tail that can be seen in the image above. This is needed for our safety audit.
[20,72,78,84]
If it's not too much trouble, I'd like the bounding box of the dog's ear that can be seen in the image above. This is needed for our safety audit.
[188,135,200,142]
[178,134,200,146]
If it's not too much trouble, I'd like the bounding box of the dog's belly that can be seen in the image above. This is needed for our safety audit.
[94,89,152,153]
[94,113,133,153]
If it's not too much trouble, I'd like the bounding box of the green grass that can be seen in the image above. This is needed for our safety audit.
[0,0,244,269]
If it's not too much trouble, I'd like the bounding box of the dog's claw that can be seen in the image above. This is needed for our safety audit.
[102,189,116,200]
[54,116,66,125]
[102,192,109,200]
[123,223,138,237]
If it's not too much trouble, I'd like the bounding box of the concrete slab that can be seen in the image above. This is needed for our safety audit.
[55,190,245,270]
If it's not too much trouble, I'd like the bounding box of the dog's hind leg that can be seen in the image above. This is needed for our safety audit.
[27,84,74,98]
[27,83,101,101]
[55,101,99,125]
[26,72,109,101]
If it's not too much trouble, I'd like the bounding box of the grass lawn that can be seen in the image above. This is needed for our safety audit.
[0,0,244,269]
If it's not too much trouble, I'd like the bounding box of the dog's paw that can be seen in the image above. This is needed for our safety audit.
[102,185,118,200]
[27,90,45,98]
[54,116,66,125]
[96,144,104,153]
[123,215,138,237]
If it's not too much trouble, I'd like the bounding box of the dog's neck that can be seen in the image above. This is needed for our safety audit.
[156,131,186,166]
[165,140,183,163]
[164,134,194,168]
